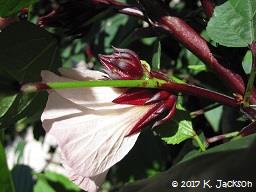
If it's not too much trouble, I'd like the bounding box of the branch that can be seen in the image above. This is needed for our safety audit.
[136,0,256,104]
[20,79,239,107]
[200,0,215,18]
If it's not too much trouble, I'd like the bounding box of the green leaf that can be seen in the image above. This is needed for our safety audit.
[120,133,256,192]
[0,21,60,83]
[0,0,37,17]
[242,50,253,74]
[141,37,157,45]
[204,106,223,132]
[162,120,195,145]
[188,64,207,72]
[0,141,15,192]
[101,14,129,52]
[229,0,256,20]
[33,179,55,192]
[160,106,195,145]
[34,172,80,192]
[43,172,80,191]
[0,94,17,118]
[0,21,60,128]
[152,41,161,70]
[206,0,256,47]
[177,48,207,75]
[12,165,33,192]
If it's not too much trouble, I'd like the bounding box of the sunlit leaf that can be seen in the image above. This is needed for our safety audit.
[207,0,256,47]
[160,106,195,145]
[242,51,252,74]
[33,179,55,192]
[0,94,17,118]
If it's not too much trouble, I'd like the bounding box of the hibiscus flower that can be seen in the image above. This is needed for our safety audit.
[40,67,162,191]
[40,47,177,191]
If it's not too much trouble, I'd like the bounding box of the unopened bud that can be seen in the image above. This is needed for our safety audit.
[99,47,144,80]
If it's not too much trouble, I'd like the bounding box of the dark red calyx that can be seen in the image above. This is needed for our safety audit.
[113,88,157,105]
[127,94,177,136]
[127,102,163,135]
[152,95,176,128]
[99,47,144,80]
[145,90,170,104]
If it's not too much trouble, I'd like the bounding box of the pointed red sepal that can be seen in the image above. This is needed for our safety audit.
[127,103,163,136]
[126,94,177,136]
[113,88,156,105]
[153,96,176,128]
[145,90,170,104]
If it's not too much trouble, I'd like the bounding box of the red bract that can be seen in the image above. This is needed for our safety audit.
[99,47,144,80]
[114,89,177,135]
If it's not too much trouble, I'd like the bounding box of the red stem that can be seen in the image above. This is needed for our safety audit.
[161,81,238,108]
[159,17,246,96]
[200,0,215,18]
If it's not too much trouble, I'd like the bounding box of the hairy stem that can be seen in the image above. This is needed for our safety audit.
[21,79,238,107]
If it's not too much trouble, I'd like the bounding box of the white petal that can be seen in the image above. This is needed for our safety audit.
[58,68,106,81]
[41,70,128,110]
[66,164,108,192]
[41,91,152,191]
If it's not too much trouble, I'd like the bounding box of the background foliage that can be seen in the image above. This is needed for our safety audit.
[0,0,256,192]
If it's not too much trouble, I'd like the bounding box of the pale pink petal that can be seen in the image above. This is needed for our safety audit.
[42,92,149,173]
[41,69,154,191]
[58,67,106,81]
[42,90,152,191]
[66,164,108,192]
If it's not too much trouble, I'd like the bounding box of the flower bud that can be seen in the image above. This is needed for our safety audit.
[99,47,144,80]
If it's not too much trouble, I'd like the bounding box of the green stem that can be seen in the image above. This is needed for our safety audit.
[21,78,238,107]
[193,134,206,152]
[244,42,256,106]
[21,79,165,91]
